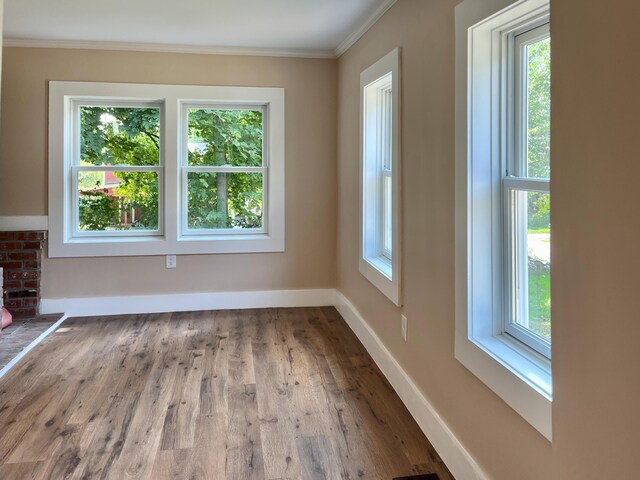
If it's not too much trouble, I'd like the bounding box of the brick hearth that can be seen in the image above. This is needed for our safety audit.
[0,231,46,318]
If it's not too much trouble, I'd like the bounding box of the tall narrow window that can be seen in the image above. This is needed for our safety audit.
[504,23,551,357]
[359,48,401,305]
[455,0,552,440]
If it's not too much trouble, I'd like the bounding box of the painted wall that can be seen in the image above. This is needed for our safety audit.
[551,0,640,478]
[337,0,640,479]
[0,48,337,298]
[336,1,552,478]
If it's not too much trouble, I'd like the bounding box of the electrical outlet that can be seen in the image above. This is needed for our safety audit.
[166,255,177,269]
[401,314,408,342]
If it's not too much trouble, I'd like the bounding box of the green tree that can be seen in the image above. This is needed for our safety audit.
[78,106,263,231]
[526,38,551,232]
[186,108,263,229]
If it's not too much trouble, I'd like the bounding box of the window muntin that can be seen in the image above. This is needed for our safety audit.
[182,106,267,235]
[504,23,551,358]
[74,104,163,236]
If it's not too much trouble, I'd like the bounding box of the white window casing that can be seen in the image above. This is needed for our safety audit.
[455,0,552,440]
[49,81,285,257]
[359,48,401,306]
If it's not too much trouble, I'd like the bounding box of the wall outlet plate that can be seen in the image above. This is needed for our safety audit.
[166,255,177,269]
[401,314,408,341]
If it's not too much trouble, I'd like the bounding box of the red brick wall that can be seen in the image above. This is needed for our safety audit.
[0,231,46,318]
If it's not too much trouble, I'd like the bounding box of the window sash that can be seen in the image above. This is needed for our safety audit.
[503,177,551,358]
[503,21,551,359]
[180,103,269,236]
[513,22,551,179]
[71,100,164,238]
[180,167,268,235]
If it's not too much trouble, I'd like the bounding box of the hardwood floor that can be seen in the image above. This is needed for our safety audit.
[0,307,453,480]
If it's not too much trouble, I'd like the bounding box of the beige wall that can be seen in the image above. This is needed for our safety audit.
[337,1,552,479]
[0,48,337,297]
[551,0,640,478]
[337,1,640,480]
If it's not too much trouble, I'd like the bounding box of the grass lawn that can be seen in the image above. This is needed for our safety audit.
[528,265,551,341]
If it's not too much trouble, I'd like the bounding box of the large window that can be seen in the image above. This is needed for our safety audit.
[455,0,552,440]
[49,82,284,257]
[359,48,401,306]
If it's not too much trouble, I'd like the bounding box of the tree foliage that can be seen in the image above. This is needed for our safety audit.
[526,38,551,232]
[78,107,263,231]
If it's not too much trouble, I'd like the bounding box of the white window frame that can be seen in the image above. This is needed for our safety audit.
[359,48,401,306]
[49,81,285,257]
[455,0,552,440]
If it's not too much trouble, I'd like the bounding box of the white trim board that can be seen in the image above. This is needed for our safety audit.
[335,0,398,57]
[3,38,336,59]
[38,287,487,479]
[40,289,337,317]
[0,216,48,231]
[335,292,489,480]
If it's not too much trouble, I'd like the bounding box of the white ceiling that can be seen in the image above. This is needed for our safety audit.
[3,0,396,58]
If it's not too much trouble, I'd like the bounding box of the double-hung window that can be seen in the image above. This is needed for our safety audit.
[49,82,284,257]
[455,0,552,440]
[504,22,551,357]
[359,48,401,306]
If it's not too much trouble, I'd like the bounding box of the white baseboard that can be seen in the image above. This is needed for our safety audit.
[334,292,489,480]
[38,287,486,478]
[40,288,337,317]
[0,215,49,231]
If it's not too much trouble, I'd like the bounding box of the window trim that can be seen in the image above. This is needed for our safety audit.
[359,48,401,306]
[49,81,285,258]
[455,0,552,440]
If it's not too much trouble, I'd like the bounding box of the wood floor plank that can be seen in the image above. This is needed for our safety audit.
[296,435,341,480]
[160,349,204,451]
[0,307,454,480]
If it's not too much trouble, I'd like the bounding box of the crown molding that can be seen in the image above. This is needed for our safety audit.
[334,0,397,57]
[3,0,397,60]
[2,38,336,59]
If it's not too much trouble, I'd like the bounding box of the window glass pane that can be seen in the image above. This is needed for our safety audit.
[383,174,392,256]
[525,36,550,179]
[80,107,160,166]
[187,172,263,229]
[187,109,263,167]
[513,190,551,342]
[78,171,159,231]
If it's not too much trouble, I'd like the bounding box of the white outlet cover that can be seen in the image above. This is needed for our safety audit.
[401,314,408,341]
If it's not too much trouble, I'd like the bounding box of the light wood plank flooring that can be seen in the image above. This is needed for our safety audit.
[0,307,453,480]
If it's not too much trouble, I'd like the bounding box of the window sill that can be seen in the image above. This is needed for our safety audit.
[49,233,284,258]
[359,254,400,306]
[455,329,552,440]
